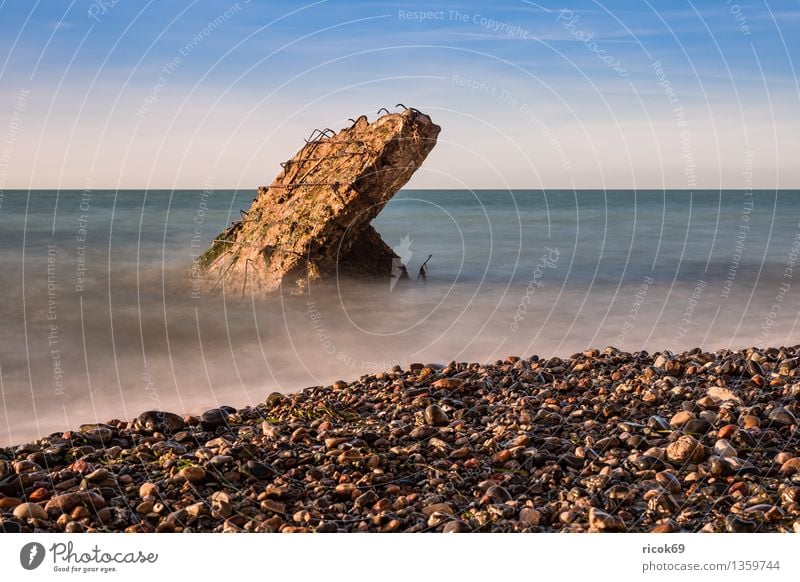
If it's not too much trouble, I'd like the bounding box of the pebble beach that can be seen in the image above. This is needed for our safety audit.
[2,346,800,533]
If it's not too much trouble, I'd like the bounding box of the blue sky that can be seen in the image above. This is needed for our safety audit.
[0,0,797,189]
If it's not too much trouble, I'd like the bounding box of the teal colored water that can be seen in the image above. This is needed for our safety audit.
[1,189,798,443]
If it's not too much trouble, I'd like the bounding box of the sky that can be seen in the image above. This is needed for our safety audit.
[0,0,797,190]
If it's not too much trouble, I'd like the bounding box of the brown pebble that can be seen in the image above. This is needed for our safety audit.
[431,378,463,390]
[588,507,626,532]
[260,499,286,513]
[650,520,679,533]
[740,414,760,429]
[13,502,48,521]
[139,482,159,499]
[176,466,206,484]
[0,497,22,510]
[666,435,706,464]
[669,411,694,428]
[780,458,800,476]
[422,503,453,517]
[655,471,682,494]
[519,507,542,526]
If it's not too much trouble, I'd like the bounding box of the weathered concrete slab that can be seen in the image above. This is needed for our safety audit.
[195,108,440,297]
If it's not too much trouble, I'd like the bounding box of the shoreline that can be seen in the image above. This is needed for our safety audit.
[1,345,799,533]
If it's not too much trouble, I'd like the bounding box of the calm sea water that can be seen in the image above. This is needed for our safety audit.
[1,189,799,444]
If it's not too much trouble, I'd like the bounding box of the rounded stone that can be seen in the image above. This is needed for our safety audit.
[176,466,206,484]
[200,408,230,431]
[633,455,667,471]
[12,502,47,521]
[588,507,626,532]
[779,458,800,475]
[485,485,512,503]
[683,418,712,435]
[739,415,760,429]
[666,435,706,464]
[669,411,694,428]
[655,471,681,494]
[519,507,542,526]
[424,405,449,427]
[713,439,737,458]
[65,521,84,533]
[725,514,756,533]
[768,407,797,426]
[139,482,159,499]
[134,410,185,433]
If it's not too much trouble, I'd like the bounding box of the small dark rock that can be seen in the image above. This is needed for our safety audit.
[424,405,449,427]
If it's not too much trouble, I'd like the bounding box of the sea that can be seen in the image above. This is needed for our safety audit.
[1,188,799,444]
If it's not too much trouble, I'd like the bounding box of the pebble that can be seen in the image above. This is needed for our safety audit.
[334,483,357,498]
[431,378,463,390]
[713,439,737,458]
[424,405,449,427]
[139,482,159,499]
[725,514,756,533]
[176,466,207,484]
[588,507,626,532]
[0,521,22,533]
[135,410,185,433]
[779,458,800,476]
[666,435,706,464]
[739,414,760,429]
[655,471,682,494]
[485,485,512,503]
[422,503,453,516]
[442,520,467,532]
[2,346,799,533]
[707,386,741,404]
[669,411,694,428]
[45,491,106,513]
[768,407,797,426]
[633,455,667,471]
[519,507,542,526]
[0,497,22,510]
[683,418,712,435]
[85,468,110,482]
[201,408,230,431]
[260,499,286,513]
[650,520,680,533]
[12,502,48,521]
